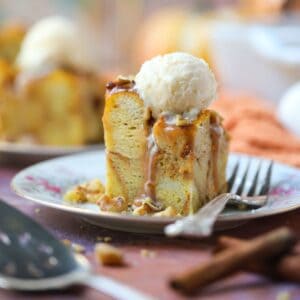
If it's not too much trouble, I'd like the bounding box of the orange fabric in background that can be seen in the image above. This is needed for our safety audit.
[211,91,300,167]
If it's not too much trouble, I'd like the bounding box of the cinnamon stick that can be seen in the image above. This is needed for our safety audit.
[170,227,296,294]
[215,236,300,282]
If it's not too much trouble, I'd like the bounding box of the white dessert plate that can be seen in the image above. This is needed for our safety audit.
[11,151,300,234]
[0,142,103,164]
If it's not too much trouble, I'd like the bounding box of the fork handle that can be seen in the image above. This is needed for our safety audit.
[165,193,232,237]
[82,274,154,300]
[228,195,267,209]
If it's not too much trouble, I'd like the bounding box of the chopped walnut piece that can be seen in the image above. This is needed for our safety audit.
[109,75,135,90]
[103,236,112,243]
[98,195,128,213]
[153,206,177,217]
[71,243,85,253]
[276,291,291,300]
[64,179,105,203]
[117,74,135,83]
[106,81,116,90]
[132,196,163,215]
[64,187,87,203]
[140,249,156,258]
[132,205,152,216]
[86,179,105,193]
[175,114,191,126]
[62,240,85,253]
[95,243,124,266]
[62,239,71,247]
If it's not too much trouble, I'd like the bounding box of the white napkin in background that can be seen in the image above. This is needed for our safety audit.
[211,22,300,104]
[277,82,300,137]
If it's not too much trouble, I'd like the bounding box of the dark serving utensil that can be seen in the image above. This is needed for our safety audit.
[0,200,152,300]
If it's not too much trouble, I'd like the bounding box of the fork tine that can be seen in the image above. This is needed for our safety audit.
[247,161,262,196]
[236,160,251,195]
[259,161,274,195]
[227,161,240,192]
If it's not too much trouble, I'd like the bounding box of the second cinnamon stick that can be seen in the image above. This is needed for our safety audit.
[170,227,296,294]
[215,236,300,283]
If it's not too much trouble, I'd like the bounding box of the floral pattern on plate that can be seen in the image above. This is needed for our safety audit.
[11,151,300,233]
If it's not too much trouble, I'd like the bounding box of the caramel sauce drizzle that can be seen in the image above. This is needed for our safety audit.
[144,118,195,201]
[144,132,159,200]
[133,108,163,211]
[210,113,223,193]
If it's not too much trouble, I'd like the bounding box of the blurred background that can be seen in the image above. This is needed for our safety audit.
[1,0,299,100]
[1,0,300,165]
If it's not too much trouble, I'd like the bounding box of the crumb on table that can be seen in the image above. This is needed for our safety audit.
[95,243,124,266]
[276,291,291,300]
[62,239,71,247]
[140,249,156,258]
[61,239,85,253]
[104,236,112,243]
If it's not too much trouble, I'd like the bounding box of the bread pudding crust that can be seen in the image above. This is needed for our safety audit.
[102,78,228,216]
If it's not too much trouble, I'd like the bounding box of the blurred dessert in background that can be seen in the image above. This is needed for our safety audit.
[0,23,26,63]
[277,82,300,137]
[100,53,228,216]
[134,0,295,68]
[133,7,236,69]
[133,0,300,103]
[0,16,105,146]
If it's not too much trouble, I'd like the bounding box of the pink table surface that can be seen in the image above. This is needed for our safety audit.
[0,164,300,300]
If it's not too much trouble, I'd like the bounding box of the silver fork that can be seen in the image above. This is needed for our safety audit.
[226,159,273,209]
[165,159,274,237]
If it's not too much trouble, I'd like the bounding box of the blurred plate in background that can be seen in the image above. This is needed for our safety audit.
[0,142,103,165]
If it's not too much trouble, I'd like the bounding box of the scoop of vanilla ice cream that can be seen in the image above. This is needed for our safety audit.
[17,16,92,72]
[135,52,217,118]
[277,82,300,137]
